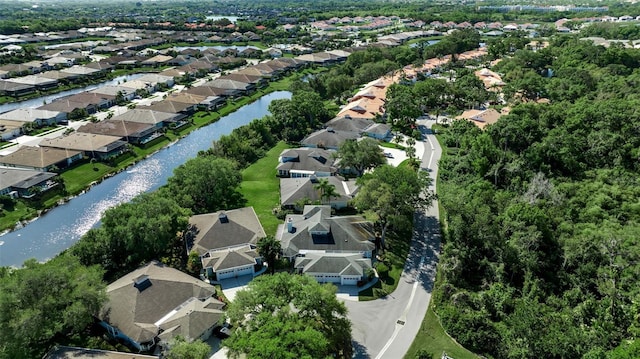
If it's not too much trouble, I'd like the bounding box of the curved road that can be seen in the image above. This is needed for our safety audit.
[346,118,443,359]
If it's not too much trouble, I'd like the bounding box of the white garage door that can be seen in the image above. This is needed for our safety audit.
[341,277,359,286]
[235,266,253,277]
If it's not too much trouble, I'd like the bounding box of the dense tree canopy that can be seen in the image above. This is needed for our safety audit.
[0,255,106,359]
[224,273,352,359]
[167,156,244,214]
[164,337,211,359]
[335,138,386,176]
[434,37,640,358]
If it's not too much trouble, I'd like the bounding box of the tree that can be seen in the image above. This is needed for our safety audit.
[164,336,211,359]
[225,273,352,359]
[354,165,433,249]
[71,192,190,279]
[167,156,244,214]
[385,83,422,134]
[256,236,281,274]
[0,255,106,359]
[314,178,339,205]
[335,138,386,177]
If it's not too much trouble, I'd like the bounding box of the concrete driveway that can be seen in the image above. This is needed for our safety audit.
[346,119,442,359]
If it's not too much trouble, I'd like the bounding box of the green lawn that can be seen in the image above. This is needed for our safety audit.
[239,141,291,236]
[359,228,411,301]
[405,306,479,359]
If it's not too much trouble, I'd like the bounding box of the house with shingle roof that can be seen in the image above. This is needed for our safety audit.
[277,147,337,178]
[294,252,371,286]
[39,132,127,160]
[44,345,159,359]
[98,261,225,352]
[0,168,58,198]
[300,127,360,150]
[186,207,266,281]
[77,119,157,145]
[280,176,357,210]
[277,205,376,263]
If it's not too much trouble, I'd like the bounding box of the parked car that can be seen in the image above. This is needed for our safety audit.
[213,323,232,338]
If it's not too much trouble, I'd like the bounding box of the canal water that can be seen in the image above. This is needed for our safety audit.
[0,73,145,114]
[0,91,292,267]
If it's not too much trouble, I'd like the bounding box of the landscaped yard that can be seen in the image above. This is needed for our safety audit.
[239,141,291,236]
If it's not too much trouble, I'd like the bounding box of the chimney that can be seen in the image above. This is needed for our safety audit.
[219,212,228,223]
[287,217,294,233]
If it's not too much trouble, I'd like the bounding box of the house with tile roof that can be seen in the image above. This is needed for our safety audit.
[0,146,82,171]
[186,207,266,281]
[98,261,225,352]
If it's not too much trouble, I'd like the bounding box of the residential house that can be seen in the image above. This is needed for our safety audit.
[218,73,267,88]
[140,54,174,67]
[136,73,175,90]
[98,261,225,352]
[300,127,360,150]
[0,146,82,171]
[0,168,58,198]
[0,80,35,97]
[7,75,58,91]
[201,78,255,97]
[280,176,357,210]
[77,120,158,145]
[168,92,225,110]
[0,120,22,140]
[109,109,186,130]
[60,65,103,79]
[456,108,502,129]
[277,147,337,178]
[39,132,128,160]
[294,252,371,285]
[91,85,137,102]
[277,205,376,262]
[183,85,228,98]
[362,123,391,140]
[0,108,67,126]
[186,207,266,281]
[138,100,197,115]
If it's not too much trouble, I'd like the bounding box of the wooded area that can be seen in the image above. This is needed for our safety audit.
[434,37,640,358]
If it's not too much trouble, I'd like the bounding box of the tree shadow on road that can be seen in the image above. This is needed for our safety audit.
[352,340,372,359]
[404,210,442,294]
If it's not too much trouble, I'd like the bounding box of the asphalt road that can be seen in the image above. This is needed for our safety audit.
[346,119,443,359]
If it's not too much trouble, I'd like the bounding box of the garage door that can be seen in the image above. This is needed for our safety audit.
[235,266,253,277]
[341,277,358,286]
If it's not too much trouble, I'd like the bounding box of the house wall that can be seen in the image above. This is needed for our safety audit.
[214,264,254,280]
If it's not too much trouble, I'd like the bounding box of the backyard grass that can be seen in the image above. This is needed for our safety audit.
[239,141,290,236]
[405,306,479,359]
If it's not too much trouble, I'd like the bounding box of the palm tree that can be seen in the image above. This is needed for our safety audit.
[314,179,339,206]
[257,236,281,274]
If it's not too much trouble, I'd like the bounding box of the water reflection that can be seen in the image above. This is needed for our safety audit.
[0,91,292,267]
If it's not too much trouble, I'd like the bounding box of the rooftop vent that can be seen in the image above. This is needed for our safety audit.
[133,275,152,291]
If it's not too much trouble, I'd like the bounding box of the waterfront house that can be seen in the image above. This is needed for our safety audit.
[0,108,67,126]
[300,127,360,150]
[0,120,22,140]
[201,78,255,97]
[77,120,158,145]
[0,168,58,198]
[186,207,266,281]
[98,261,225,352]
[0,80,35,97]
[109,109,186,130]
[39,132,128,160]
[0,146,82,171]
[44,346,159,359]
[7,75,58,91]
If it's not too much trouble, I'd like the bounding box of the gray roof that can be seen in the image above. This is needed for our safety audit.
[188,207,266,254]
[277,147,336,174]
[0,108,63,123]
[0,168,56,190]
[301,128,360,149]
[202,244,259,271]
[138,100,194,114]
[203,78,251,91]
[77,119,155,138]
[279,177,356,207]
[324,117,374,133]
[278,205,376,258]
[157,296,224,342]
[294,252,371,276]
[99,261,222,344]
[363,123,391,136]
